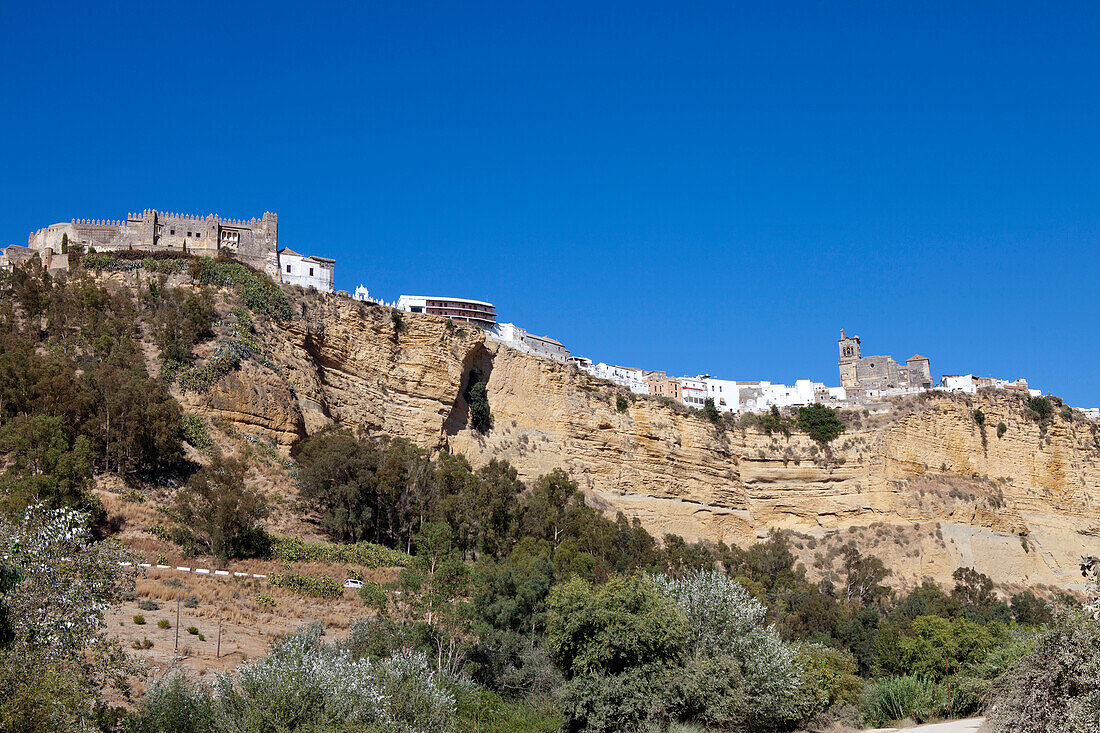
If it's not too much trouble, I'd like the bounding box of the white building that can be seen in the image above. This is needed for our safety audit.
[1082,408,1100,420]
[397,295,496,325]
[278,249,335,293]
[588,363,650,394]
[682,376,843,414]
[679,376,707,407]
[487,322,570,362]
[940,374,1039,397]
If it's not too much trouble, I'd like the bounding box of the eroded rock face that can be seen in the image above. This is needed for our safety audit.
[204,292,1100,589]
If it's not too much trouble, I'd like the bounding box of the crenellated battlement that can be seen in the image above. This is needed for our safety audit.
[25,207,281,280]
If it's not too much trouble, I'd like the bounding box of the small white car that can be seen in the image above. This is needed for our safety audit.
[343,579,363,589]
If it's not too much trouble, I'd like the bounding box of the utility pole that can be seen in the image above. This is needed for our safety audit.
[175,592,180,653]
[217,607,222,659]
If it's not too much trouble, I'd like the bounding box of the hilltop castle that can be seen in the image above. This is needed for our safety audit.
[7,209,335,292]
[837,330,931,393]
[25,209,280,278]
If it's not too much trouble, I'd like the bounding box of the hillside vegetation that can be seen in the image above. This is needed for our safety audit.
[0,254,1098,731]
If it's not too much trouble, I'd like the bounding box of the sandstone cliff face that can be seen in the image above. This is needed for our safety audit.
[201,292,1100,589]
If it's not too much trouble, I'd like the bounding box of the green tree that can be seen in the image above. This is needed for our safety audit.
[0,415,94,515]
[797,403,845,444]
[171,454,269,562]
[399,523,472,675]
[703,397,720,423]
[467,381,492,432]
[547,572,687,680]
[521,469,582,548]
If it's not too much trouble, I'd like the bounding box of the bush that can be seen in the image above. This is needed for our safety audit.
[973,408,986,425]
[180,415,213,453]
[860,675,944,726]
[1027,396,1053,421]
[797,403,845,445]
[126,624,457,732]
[997,421,1008,438]
[987,609,1100,732]
[183,595,199,609]
[256,593,277,610]
[269,572,344,598]
[187,256,292,321]
[703,398,720,424]
[616,394,629,413]
[186,626,199,635]
[267,535,410,567]
[138,599,159,611]
[359,581,387,609]
[133,615,145,625]
[468,381,492,432]
[157,619,170,630]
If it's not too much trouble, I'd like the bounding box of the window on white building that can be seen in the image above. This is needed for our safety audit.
[286,265,291,273]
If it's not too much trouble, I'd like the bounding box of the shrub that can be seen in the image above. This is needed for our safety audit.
[255,594,277,610]
[616,394,629,413]
[157,619,170,630]
[269,573,344,598]
[183,595,199,609]
[359,581,388,609]
[997,421,1008,438]
[138,599,159,611]
[987,609,1100,732]
[798,403,845,445]
[267,535,410,567]
[186,626,199,635]
[126,624,457,732]
[133,615,146,625]
[180,414,214,453]
[1027,396,1053,421]
[860,675,944,726]
[1061,405,1074,421]
[973,408,986,425]
[187,256,292,321]
[468,381,492,432]
[703,398,720,424]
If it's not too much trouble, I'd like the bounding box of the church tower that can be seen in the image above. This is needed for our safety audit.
[838,329,861,388]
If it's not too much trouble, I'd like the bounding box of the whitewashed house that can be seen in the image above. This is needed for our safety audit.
[278,248,335,293]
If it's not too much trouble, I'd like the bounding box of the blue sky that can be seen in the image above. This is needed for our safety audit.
[3,2,1098,405]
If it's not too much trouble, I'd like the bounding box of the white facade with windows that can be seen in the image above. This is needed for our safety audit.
[587,363,650,394]
[278,248,335,293]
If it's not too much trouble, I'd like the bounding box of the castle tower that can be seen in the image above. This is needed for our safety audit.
[838,329,861,388]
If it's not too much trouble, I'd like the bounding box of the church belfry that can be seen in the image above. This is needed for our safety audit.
[838,329,861,361]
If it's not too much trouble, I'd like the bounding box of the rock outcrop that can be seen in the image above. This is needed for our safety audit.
[202,291,1100,590]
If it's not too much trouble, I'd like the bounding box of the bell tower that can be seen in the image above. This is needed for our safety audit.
[838,329,861,388]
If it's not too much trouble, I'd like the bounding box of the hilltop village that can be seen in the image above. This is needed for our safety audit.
[351,285,1089,417]
[3,207,1094,417]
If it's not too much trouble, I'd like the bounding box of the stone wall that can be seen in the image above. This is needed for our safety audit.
[27,210,279,278]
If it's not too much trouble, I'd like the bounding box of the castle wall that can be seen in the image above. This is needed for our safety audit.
[26,210,279,278]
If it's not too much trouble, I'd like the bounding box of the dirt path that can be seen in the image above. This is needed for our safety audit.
[866,718,985,733]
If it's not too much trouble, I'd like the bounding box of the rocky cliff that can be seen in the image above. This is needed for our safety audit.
[197,290,1100,590]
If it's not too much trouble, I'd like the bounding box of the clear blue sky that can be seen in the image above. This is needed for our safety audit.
[3,2,1098,406]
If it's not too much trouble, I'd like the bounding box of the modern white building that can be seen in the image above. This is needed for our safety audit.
[397,295,496,325]
[278,248,335,293]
